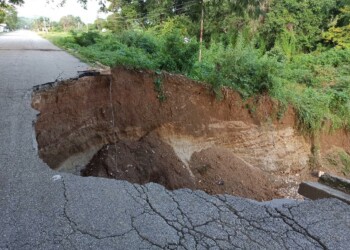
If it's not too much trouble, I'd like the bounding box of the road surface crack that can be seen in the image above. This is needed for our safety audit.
[60,177,133,241]
[277,207,327,250]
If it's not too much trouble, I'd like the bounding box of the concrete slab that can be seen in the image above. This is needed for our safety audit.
[298,181,350,205]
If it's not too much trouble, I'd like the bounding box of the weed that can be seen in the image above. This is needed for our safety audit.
[326,155,338,166]
[309,138,322,170]
[245,103,257,115]
[71,31,101,47]
[276,101,288,121]
[154,71,166,102]
[339,151,350,175]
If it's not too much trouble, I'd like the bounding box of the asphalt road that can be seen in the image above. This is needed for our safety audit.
[1,31,350,250]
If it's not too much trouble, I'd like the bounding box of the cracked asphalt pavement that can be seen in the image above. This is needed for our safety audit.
[1,31,350,250]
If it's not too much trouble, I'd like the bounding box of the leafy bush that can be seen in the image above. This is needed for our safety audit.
[158,30,198,73]
[293,88,333,133]
[222,47,281,97]
[44,32,78,49]
[78,44,158,69]
[191,37,282,98]
[328,83,350,129]
[323,6,350,49]
[72,31,101,47]
[117,30,159,54]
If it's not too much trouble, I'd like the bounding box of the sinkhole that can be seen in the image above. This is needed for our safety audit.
[32,67,308,201]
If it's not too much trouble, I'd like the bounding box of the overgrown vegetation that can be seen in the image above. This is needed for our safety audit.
[154,71,166,102]
[40,0,350,135]
[339,151,350,175]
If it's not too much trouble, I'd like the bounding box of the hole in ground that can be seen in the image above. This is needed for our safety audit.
[81,132,196,191]
[32,68,315,201]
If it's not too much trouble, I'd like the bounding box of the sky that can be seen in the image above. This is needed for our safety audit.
[17,0,109,24]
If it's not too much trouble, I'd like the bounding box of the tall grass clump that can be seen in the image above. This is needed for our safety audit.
[190,36,283,98]
[271,48,350,133]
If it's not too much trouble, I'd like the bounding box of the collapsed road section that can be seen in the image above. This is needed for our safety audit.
[3,31,350,250]
[31,67,350,201]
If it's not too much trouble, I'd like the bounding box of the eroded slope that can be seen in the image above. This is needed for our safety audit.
[31,67,350,200]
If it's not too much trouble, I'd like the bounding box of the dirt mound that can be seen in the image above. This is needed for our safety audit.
[82,132,195,190]
[82,133,280,201]
[190,147,280,201]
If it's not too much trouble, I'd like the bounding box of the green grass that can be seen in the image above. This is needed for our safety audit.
[43,30,198,72]
[154,71,166,102]
[42,31,350,134]
[42,32,96,66]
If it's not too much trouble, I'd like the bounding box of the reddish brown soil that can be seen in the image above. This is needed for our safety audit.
[189,147,280,201]
[320,130,350,153]
[320,147,350,178]
[32,68,299,170]
[83,134,280,201]
[31,67,350,201]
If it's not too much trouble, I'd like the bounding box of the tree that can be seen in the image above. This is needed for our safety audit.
[92,18,107,30]
[16,16,33,29]
[32,17,51,31]
[0,6,5,23]
[324,5,350,48]
[59,15,84,31]
[3,4,17,29]
[104,0,265,38]
[0,3,17,29]
[260,0,340,52]
[0,0,23,6]
[0,1,15,23]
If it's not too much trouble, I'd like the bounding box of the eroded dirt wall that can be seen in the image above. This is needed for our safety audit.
[32,67,350,179]
[31,67,350,200]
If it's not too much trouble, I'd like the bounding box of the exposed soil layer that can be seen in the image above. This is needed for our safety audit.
[82,132,196,191]
[82,132,279,201]
[32,67,350,201]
